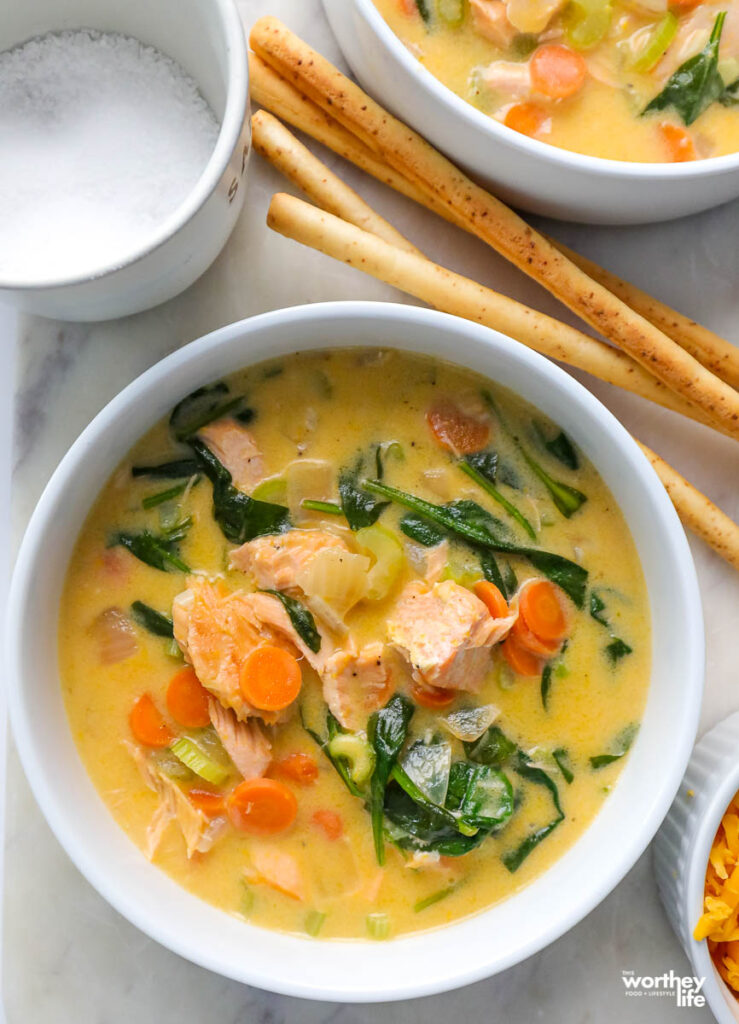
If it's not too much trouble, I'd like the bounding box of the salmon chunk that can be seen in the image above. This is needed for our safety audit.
[126,741,226,859]
[388,580,515,693]
[470,0,516,47]
[322,641,392,730]
[198,419,264,493]
[243,590,334,674]
[208,699,272,779]
[244,847,305,901]
[230,529,348,591]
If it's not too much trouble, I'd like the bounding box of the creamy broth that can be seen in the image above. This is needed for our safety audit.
[59,348,650,940]
[373,0,739,162]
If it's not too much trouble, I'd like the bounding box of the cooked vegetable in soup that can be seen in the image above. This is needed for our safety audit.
[60,348,649,939]
[373,0,739,162]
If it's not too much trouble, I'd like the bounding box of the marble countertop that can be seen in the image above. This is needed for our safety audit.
[3,1,739,1020]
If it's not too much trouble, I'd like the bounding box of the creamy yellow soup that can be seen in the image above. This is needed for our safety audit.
[59,348,649,940]
[373,0,739,162]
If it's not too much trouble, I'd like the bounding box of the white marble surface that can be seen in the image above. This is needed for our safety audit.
[4,1,739,1019]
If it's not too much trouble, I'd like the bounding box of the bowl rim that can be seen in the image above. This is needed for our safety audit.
[5,301,705,1001]
[349,0,739,179]
[0,0,248,292]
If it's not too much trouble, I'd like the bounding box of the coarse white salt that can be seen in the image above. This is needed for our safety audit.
[0,29,221,282]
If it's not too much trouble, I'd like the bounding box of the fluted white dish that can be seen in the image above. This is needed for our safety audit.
[655,713,739,1024]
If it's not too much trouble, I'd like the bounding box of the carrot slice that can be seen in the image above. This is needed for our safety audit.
[504,102,547,137]
[272,752,319,785]
[226,778,298,835]
[519,579,569,643]
[240,645,302,711]
[531,45,588,100]
[659,122,696,162]
[312,809,344,840]
[474,580,509,619]
[426,398,490,454]
[511,614,561,658]
[501,635,544,677]
[166,667,211,728]
[188,788,226,817]
[411,681,456,709]
[129,694,174,748]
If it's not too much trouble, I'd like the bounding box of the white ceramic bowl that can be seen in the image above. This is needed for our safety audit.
[7,302,704,1001]
[322,0,739,225]
[0,0,249,321]
[655,713,739,1024]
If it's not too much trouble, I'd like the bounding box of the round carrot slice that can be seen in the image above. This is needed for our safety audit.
[504,102,547,137]
[188,788,226,818]
[531,44,587,100]
[312,809,344,841]
[511,614,561,658]
[129,694,173,748]
[519,579,570,643]
[166,667,211,728]
[226,778,298,835]
[411,681,456,709]
[474,580,509,619]
[272,752,319,785]
[501,635,544,678]
[426,399,490,454]
[658,122,696,163]
[240,645,302,711]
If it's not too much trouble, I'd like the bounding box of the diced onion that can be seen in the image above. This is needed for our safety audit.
[443,705,500,742]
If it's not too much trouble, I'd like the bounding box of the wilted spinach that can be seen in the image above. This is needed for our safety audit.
[130,601,174,638]
[263,590,321,653]
[368,694,415,864]
[643,12,727,125]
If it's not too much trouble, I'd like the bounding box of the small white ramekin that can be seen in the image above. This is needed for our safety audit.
[322,0,739,224]
[655,713,739,1024]
[0,0,249,321]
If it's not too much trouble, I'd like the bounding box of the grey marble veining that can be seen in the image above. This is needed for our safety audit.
[4,0,739,1020]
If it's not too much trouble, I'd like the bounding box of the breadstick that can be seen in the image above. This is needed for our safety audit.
[250,18,739,440]
[252,110,421,255]
[267,193,727,434]
[635,441,739,571]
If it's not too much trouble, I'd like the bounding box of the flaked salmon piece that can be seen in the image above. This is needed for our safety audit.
[173,578,289,723]
[208,698,272,779]
[126,741,226,860]
[230,529,348,590]
[481,60,533,100]
[322,641,392,731]
[198,419,264,493]
[244,847,305,901]
[471,0,516,47]
[388,580,517,693]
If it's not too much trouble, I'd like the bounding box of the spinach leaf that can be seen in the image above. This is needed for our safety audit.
[264,590,321,653]
[142,481,192,510]
[132,459,200,480]
[590,590,609,627]
[513,751,564,819]
[464,725,518,766]
[461,454,537,540]
[170,383,246,441]
[481,551,517,600]
[363,480,588,606]
[368,694,415,864]
[374,441,404,480]
[391,763,478,837]
[190,439,290,544]
[383,784,486,857]
[415,0,431,22]
[301,707,363,797]
[111,527,190,573]
[451,762,514,829]
[605,637,633,665]
[553,748,574,785]
[590,723,639,769]
[643,12,727,125]
[501,751,565,872]
[400,512,447,547]
[534,422,579,470]
[720,77,739,106]
[130,601,174,638]
[339,455,389,530]
[541,663,553,711]
[502,819,562,873]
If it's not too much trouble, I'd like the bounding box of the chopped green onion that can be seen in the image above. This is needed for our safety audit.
[142,481,189,510]
[301,499,344,515]
[239,886,255,918]
[437,0,465,27]
[414,886,455,912]
[170,736,231,785]
[167,638,183,659]
[366,913,390,940]
[632,12,678,73]
[305,910,327,936]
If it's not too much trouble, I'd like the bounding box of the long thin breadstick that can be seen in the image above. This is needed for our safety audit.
[267,192,728,434]
[635,441,739,571]
[251,18,739,439]
[252,110,422,256]
[550,240,739,391]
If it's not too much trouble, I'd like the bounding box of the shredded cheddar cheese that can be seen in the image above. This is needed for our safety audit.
[694,793,739,993]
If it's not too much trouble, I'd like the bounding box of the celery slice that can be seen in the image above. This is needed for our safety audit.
[305,910,327,937]
[437,0,465,27]
[366,913,390,940]
[251,476,288,505]
[564,0,612,50]
[632,13,678,73]
[170,736,231,785]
